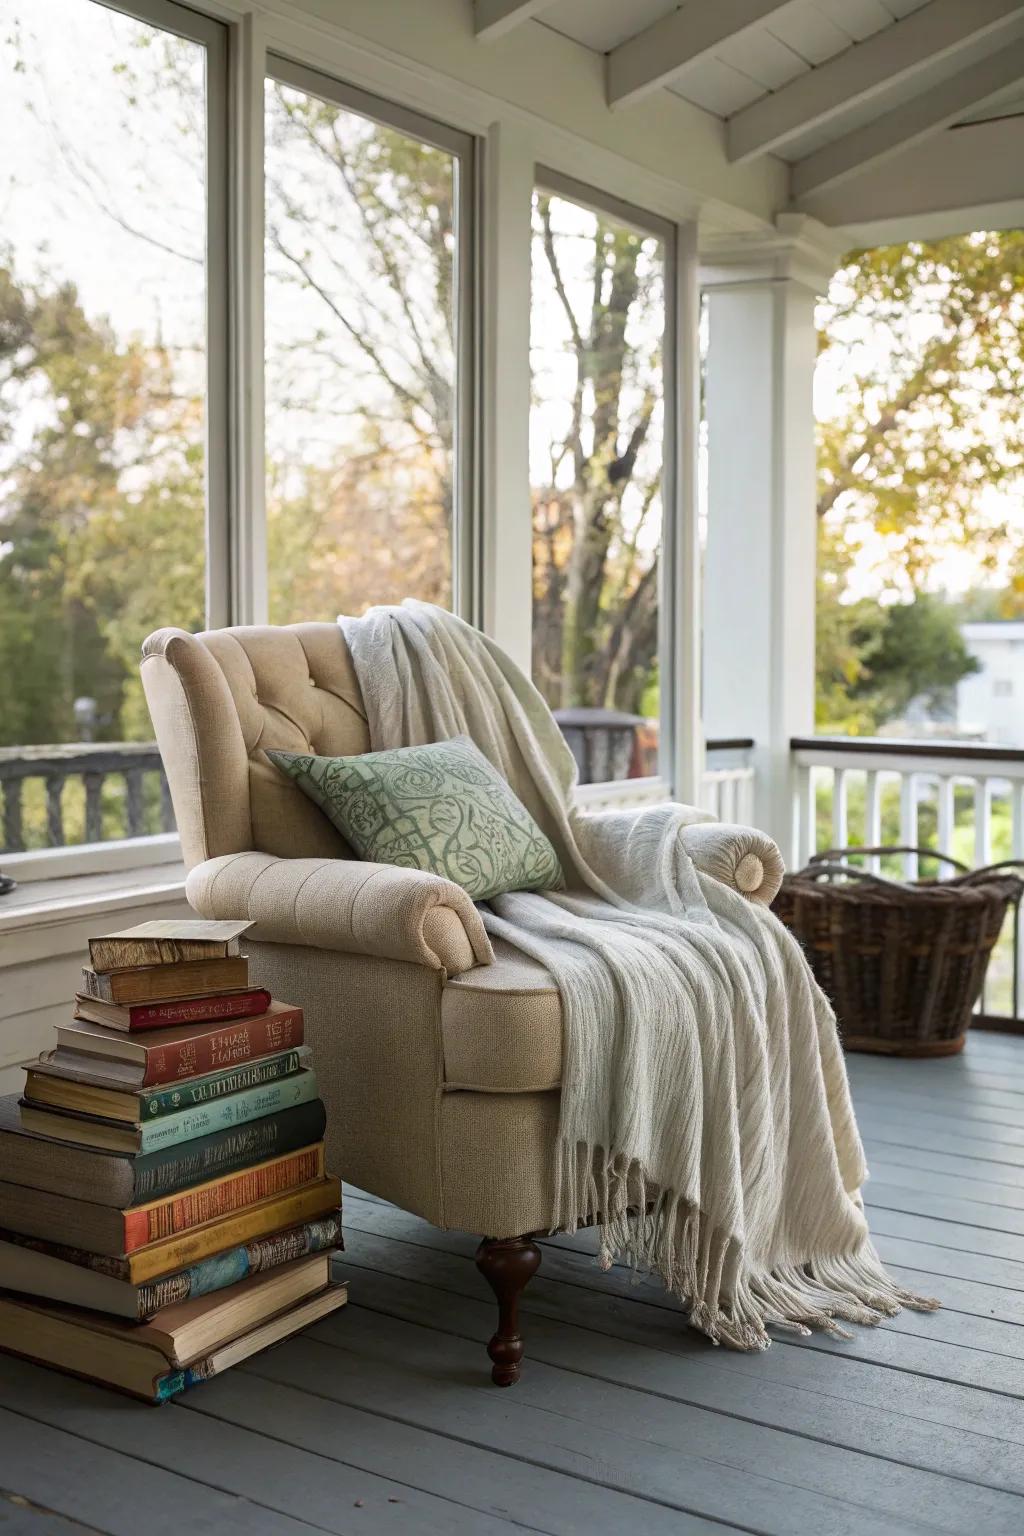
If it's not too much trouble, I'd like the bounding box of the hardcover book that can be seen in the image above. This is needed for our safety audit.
[72,986,272,1033]
[0,1142,326,1255]
[0,1270,348,1403]
[0,1093,326,1205]
[81,955,249,1005]
[19,1068,320,1154]
[89,920,253,973]
[57,1001,304,1086]
[24,1045,311,1124]
[0,1212,343,1319]
[0,1179,341,1284]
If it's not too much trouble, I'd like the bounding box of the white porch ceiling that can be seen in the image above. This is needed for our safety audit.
[474,0,1024,239]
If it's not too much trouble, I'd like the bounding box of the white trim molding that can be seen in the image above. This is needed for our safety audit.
[473,0,552,43]
[1,834,183,885]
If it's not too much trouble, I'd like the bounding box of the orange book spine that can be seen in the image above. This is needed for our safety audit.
[121,1144,325,1252]
[124,1178,342,1282]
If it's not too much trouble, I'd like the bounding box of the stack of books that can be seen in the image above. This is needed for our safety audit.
[0,919,345,1402]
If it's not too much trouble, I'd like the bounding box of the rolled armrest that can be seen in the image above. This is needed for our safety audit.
[186,852,493,975]
[680,823,784,906]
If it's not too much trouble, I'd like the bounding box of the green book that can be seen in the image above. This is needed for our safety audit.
[16,1074,322,1160]
[133,1069,320,1152]
[139,1047,310,1118]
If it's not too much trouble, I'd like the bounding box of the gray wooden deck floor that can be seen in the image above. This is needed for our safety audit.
[2,1030,1024,1536]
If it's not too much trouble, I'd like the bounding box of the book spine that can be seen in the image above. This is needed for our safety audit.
[125,1178,341,1282]
[123,1145,325,1251]
[87,957,249,1005]
[139,1047,308,1118]
[131,1099,326,1201]
[136,1071,319,1153]
[126,989,271,1031]
[134,1211,343,1316]
[141,1008,304,1086]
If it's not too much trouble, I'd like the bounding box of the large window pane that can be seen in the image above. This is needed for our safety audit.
[531,188,667,784]
[264,69,461,622]
[0,0,213,852]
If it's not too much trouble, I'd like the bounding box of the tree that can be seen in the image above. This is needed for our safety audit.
[816,232,1024,729]
[0,263,203,746]
[531,196,664,717]
[263,82,457,619]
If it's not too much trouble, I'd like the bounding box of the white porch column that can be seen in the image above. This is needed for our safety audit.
[701,215,842,856]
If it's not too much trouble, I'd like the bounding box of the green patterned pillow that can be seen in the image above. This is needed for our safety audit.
[266,736,564,901]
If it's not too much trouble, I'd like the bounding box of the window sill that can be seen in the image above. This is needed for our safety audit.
[0,860,187,960]
[1,833,182,885]
[574,776,672,810]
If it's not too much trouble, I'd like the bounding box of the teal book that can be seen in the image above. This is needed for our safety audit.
[134,1069,319,1153]
[139,1046,311,1118]
[0,1211,343,1319]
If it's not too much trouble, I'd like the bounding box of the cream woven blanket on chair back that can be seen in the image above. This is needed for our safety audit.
[340,600,936,1350]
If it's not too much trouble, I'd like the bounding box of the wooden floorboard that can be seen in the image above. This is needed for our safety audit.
[1,1044,1023,1533]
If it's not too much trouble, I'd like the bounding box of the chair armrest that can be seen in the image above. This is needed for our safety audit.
[679,822,784,906]
[186,853,493,976]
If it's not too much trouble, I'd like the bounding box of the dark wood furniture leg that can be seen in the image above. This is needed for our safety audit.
[474,1235,542,1386]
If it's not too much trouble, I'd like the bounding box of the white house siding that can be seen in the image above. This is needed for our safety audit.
[957,622,1024,745]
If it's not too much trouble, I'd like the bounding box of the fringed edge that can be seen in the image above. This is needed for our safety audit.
[556,1139,940,1353]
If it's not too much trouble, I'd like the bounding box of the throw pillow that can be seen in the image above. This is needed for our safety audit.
[266,736,564,901]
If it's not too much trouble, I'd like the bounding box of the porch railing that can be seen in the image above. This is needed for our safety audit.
[0,743,175,853]
[791,735,1024,1031]
[702,738,756,823]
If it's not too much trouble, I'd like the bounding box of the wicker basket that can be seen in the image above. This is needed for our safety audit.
[772,846,1024,1057]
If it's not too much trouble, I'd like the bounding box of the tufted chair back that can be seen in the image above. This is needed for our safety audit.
[141,623,370,869]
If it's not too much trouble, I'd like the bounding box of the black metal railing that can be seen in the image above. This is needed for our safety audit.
[0,742,175,854]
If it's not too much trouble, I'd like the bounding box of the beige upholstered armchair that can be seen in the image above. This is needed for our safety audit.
[142,621,783,1384]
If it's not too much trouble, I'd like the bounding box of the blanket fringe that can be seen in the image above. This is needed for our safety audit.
[558,1140,940,1352]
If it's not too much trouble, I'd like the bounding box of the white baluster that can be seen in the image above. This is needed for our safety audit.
[831,768,848,856]
[864,770,881,873]
[899,772,918,880]
[937,775,955,868]
[974,779,993,869]
[793,763,810,867]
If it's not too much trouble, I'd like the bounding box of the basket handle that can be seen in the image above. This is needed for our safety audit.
[810,845,969,872]
[957,858,1024,887]
[800,862,911,889]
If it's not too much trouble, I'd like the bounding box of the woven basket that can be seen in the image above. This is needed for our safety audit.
[772,846,1024,1057]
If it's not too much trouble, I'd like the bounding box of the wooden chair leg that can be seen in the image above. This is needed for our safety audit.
[474,1234,542,1386]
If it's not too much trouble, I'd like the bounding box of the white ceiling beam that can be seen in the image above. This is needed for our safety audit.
[607,0,795,111]
[796,115,1024,244]
[474,0,551,43]
[791,39,1024,200]
[729,0,1024,164]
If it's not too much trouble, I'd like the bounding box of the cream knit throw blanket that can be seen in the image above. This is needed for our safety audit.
[339,600,937,1349]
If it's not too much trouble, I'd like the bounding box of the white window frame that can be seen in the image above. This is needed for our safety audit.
[6,0,708,890]
[531,168,681,803]
[1,0,230,885]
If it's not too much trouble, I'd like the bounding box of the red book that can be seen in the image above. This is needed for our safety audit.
[73,988,272,1033]
[54,1002,305,1088]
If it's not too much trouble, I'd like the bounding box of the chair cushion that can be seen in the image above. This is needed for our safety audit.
[267,736,564,901]
[441,939,562,1091]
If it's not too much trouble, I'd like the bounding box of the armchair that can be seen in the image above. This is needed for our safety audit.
[142,621,783,1383]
